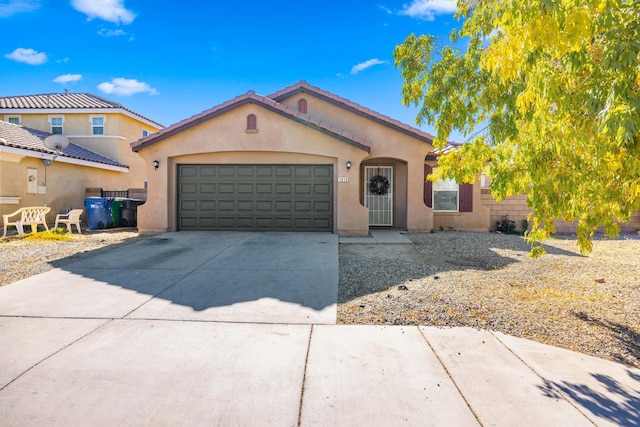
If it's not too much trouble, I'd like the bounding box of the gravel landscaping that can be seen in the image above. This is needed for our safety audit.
[339,231,640,368]
[2,229,638,368]
[0,231,146,287]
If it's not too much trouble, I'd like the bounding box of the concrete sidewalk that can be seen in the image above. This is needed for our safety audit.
[0,232,638,426]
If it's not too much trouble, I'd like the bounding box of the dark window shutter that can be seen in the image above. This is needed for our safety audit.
[459,183,473,212]
[246,114,257,130]
[424,165,433,208]
[298,98,308,114]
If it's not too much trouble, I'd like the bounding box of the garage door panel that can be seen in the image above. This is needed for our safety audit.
[314,201,331,212]
[218,183,235,193]
[181,200,197,211]
[180,166,198,177]
[295,184,311,194]
[275,167,293,177]
[237,201,254,211]
[314,184,330,194]
[275,201,292,211]
[237,183,253,193]
[276,184,292,194]
[177,164,333,231]
[295,166,312,177]
[200,183,216,193]
[200,166,217,177]
[256,183,272,193]
[181,183,198,194]
[200,200,215,210]
[218,200,234,211]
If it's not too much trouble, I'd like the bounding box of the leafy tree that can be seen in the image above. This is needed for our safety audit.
[394,0,640,256]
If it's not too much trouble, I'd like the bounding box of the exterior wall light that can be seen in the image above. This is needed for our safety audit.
[346,160,352,171]
[153,160,160,170]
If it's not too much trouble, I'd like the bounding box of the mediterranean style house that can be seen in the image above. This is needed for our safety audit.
[131,81,640,236]
[131,81,493,235]
[0,92,162,218]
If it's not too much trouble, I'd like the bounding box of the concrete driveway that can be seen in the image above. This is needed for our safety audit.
[1,231,639,426]
[0,232,338,324]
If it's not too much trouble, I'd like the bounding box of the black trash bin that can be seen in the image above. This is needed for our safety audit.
[84,197,113,230]
[120,199,141,227]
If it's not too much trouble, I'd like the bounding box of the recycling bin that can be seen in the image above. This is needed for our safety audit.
[84,197,113,230]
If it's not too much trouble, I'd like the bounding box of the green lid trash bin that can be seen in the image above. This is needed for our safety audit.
[111,199,124,228]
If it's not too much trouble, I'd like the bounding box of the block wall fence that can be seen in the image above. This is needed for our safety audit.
[481,189,640,234]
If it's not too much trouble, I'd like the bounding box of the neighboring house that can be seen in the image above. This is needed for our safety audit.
[0,92,163,214]
[130,81,490,235]
[0,120,128,218]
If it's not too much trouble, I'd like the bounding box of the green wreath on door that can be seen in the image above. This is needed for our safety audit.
[369,175,389,195]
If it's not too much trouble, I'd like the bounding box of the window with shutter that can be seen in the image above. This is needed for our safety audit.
[459,183,473,212]
[424,164,433,208]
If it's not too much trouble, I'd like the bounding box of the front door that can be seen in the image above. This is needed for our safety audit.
[364,166,393,226]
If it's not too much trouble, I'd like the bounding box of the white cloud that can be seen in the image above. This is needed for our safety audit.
[98,28,127,37]
[0,0,40,17]
[398,0,456,21]
[378,4,393,15]
[97,78,158,96]
[350,58,386,75]
[71,0,135,25]
[4,47,47,65]
[53,74,82,84]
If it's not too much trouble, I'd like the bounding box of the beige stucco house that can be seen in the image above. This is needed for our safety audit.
[0,120,129,218]
[131,81,491,235]
[0,92,162,219]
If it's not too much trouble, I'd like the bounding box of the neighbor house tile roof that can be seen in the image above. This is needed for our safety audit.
[269,80,436,145]
[0,120,127,168]
[131,90,373,153]
[0,92,163,128]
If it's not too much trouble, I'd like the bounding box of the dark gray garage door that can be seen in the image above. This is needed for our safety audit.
[177,164,333,231]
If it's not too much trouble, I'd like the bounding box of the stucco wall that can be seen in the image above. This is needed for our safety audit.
[135,103,370,234]
[0,154,126,223]
[281,93,435,232]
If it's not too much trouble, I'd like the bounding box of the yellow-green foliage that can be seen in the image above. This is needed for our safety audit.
[394,0,640,255]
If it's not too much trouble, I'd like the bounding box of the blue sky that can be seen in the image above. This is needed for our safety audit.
[2,0,460,138]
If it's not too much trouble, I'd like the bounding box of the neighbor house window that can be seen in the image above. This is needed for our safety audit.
[6,116,20,125]
[433,177,459,212]
[92,116,105,135]
[50,117,63,134]
[142,129,150,137]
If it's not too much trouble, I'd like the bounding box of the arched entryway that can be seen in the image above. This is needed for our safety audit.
[360,158,408,230]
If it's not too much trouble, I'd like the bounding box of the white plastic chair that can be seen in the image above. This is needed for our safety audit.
[55,209,83,234]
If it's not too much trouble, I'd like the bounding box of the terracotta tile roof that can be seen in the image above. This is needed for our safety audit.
[132,90,373,153]
[0,92,163,128]
[0,120,127,168]
[425,141,463,160]
[269,80,436,144]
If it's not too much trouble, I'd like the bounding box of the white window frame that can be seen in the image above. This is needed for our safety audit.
[48,115,64,134]
[142,129,150,137]
[91,115,105,135]
[5,115,21,125]
[433,174,460,212]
